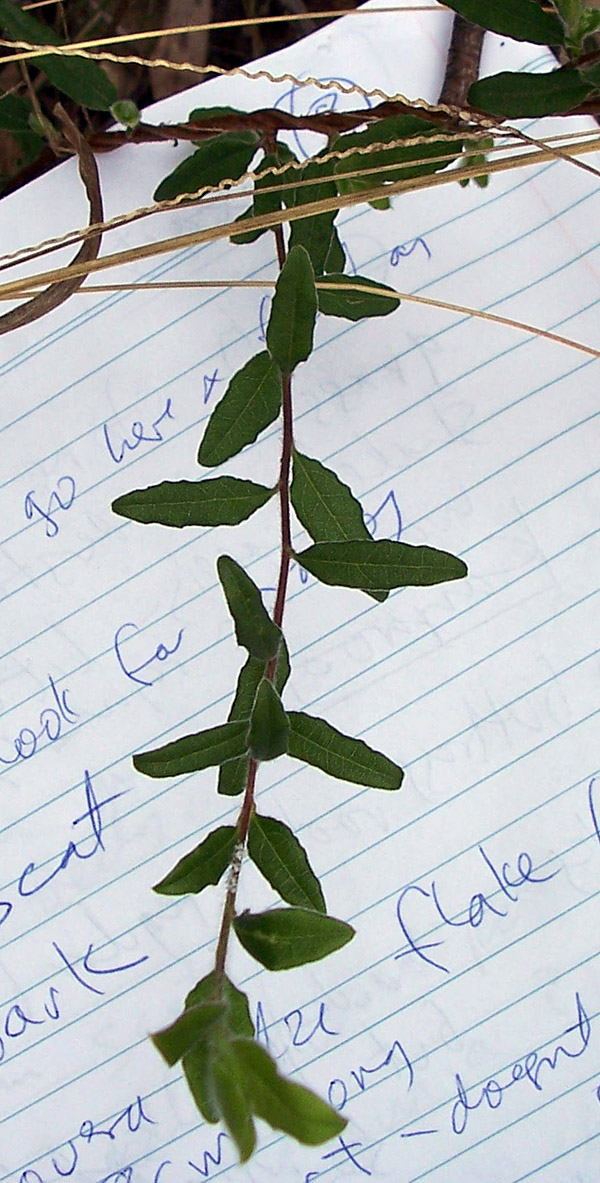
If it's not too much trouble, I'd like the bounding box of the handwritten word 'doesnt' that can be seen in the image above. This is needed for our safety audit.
[103,397,174,465]
[451,991,591,1135]
[114,621,184,688]
[395,842,557,975]
[0,770,125,931]
[0,674,77,768]
[24,476,76,538]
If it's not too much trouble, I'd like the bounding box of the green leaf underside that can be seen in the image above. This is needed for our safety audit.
[182,971,254,1125]
[232,1038,347,1144]
[249,814,326,912]
[154,130,260,201]
[218,643,291,795]
[246,679,290,761]
[217,555,282,662]
[211,1043,257,1162]
[291,450,387,603]
[317,274,400,320]
[0,0,116,109]
[133,720,247,779]
[198,351,282,467]
[333,116,458,194]
[153,825,237,895]
[112,477,274,528]
[287,710,403,790]
[233,906,354,970]
[469,68,591,118]
[266,245,317,373]
[442,0,564,44]
[296,538,468,589]
[324,226,346,274]
[152,1002,224,1066]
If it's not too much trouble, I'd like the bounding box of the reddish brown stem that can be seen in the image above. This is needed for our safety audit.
[214,225,293,984]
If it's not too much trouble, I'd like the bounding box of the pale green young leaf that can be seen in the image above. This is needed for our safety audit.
[151,1002,224,1067]
[152,825,237,896]
[217,555,282,662]
[233,1038,347,1144]
[246,679,290,762]
[112,477,274,528]
[233,906,354,970]
[154,131,260,201]
[133,720,247,779]
[317,274,400,321]
[469,67,591,117]
[219,643,291,796]
[249,813,326,912]
[210,1042,257,1162]
[287,710,403,790]
[291,449,387,603]
[442,0,564,43]
[266,245,317,374]
[198,351,282,467]
[296,538,468,589]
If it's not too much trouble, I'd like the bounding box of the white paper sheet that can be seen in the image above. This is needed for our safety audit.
[0,4,599,1181]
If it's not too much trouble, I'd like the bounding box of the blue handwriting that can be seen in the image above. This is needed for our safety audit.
[258,294,270,343]
[451,991,591,1135]
[255,998,338,1058]
[24,477,76,538]
[18,1095,154,1183]
[327,1035,414,1113]
[390,238,431,264]
[103,398,174,465]
[0,674,77,767]
[0,770,125,931]
[203,369,221,405]
[114,621,184,688]
[274,77,372,159]
[305,1135,373,1180]
[395,842,557,975]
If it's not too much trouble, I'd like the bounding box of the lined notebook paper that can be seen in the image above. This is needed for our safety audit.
[1,3,599,1180]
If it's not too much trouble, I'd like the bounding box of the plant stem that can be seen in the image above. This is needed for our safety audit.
[214,223,293,984]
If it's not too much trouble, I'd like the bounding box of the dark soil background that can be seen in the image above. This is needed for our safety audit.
[0,0,361,193]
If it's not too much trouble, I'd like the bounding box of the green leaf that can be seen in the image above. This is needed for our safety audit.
[581,59,600,89]
[469,67,591,117]
[111,99,140,129]
[231,144,300,243]
[217,555,281,662]
[317,274,400,321]
[198,351,282,467]
[291,449,387,603]
[153,825,237,895]
[333,116,458,198]
[288,158,341,276]
[246,679,290,762]
[249,813,326,912]
[182,971,254,1125]
[233,906,354,970]
[442,0,564,43]
[188,105,246,121]
[0,0,116,109]
[296,538,468,589]
[152,1002,224,1067]
[217,556,282,667]
[0,91,42,164]
[233,1038,347,1145]
[154,130,260,201]
[266,245,317,374]
[219,643,291,796]
[287,710,403,790]
[133,720,248,779]
[210,1041,257,1162]
[323,225,346,275]
[112,477,274,529]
